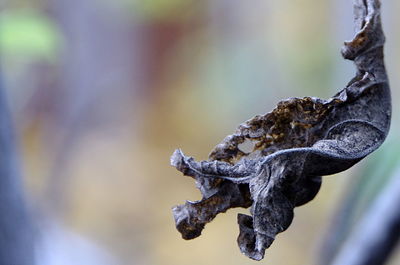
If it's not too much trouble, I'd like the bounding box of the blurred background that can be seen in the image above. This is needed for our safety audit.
[0,0,399,264]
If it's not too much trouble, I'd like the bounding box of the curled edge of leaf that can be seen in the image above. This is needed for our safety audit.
[170,0,390,260]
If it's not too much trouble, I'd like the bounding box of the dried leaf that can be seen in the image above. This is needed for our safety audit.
[170,0,390,260]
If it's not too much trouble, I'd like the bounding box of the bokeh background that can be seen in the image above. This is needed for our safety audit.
[0,0,400,264]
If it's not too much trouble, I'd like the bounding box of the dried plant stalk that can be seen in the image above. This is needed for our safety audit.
[171,0,390,260]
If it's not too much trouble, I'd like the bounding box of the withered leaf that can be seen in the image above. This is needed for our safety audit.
[170,0,390,260]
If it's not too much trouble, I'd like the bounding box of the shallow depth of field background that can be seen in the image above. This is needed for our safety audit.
[1,0,400,264]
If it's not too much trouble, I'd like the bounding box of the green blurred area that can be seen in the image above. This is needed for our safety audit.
[0,9,61,61]
[1,0,399,264]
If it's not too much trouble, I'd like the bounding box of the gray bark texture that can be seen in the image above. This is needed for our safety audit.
[170,0,390,260]
[0,72,35,264]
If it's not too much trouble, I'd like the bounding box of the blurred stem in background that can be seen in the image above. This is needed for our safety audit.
[321,138,400,265]
[0,66,35,264]
[43,0,140,216]
[331,168,400,265]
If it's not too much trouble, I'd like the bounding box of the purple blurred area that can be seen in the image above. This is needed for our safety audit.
[1,0,400,264]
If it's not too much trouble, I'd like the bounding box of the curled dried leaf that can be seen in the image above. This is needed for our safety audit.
[171,0,390,260]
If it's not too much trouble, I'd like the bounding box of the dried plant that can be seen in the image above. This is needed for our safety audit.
[171,0,390,260]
